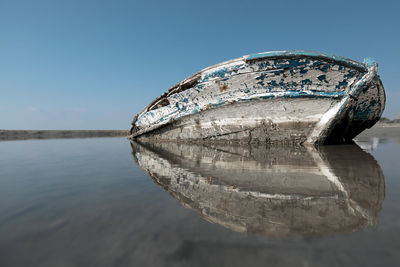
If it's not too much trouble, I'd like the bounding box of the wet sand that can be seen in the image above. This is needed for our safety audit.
[0,130,129,141]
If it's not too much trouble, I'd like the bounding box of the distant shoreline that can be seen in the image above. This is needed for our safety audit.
[0,130,129,141]
[1,123,399,142]
[356,123,400,141]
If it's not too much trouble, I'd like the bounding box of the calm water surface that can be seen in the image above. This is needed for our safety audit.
[0,137,399,267]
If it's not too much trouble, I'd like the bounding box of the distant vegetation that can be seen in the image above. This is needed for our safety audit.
[379,117,400,123]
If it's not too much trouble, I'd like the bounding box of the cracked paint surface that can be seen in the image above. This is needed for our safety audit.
[130,50,385,145]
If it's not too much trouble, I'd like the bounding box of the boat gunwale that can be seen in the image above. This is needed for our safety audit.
[245,50,368,72]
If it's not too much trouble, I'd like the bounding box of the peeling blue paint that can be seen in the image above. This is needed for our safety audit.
[246,50,366,70]
[302,79,312,86]
[300,69,308,76]
[270,80,278,86]
[132,50,383,144]
[317,75,327,83]
[364,57,377,68]
[336,80,348,90]
[319,64,329,73]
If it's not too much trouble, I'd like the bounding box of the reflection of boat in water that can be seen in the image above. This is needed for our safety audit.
[354,137,380,152]
[131,141,385,237]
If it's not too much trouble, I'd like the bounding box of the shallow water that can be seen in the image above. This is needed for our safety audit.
[0,136,399,267]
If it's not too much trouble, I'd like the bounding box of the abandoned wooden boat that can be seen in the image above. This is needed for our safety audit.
[131,141,384,236]
[130,50,385,145]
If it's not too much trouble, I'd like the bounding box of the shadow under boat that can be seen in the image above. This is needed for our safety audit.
[131,141,385,237]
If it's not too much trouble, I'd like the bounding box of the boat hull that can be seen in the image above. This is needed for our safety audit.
[130,51,385,145]
[135,97,337,145]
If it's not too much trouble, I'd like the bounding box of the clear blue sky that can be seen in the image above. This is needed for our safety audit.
[0,0,399,129]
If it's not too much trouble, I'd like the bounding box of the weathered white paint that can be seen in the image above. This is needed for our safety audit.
[306,63,380,144]
[130,51,385,145]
